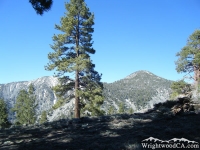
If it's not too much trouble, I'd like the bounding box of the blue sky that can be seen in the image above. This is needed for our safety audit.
[0,0,200,84]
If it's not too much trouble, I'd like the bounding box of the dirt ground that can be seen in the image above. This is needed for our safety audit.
[0,101,200,150]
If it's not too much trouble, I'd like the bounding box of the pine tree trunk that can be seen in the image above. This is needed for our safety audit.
[194,66,198,88]
[75,17,80,118]
[197,69,200,90]
[75,70,80,118]
[193,65,200,95]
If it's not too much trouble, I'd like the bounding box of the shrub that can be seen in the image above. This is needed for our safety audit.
[40,111,48,124]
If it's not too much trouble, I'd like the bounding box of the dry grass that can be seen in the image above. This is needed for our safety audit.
[0,100,200,150]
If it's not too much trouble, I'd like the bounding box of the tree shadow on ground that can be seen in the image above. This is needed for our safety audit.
[1,100,200,150]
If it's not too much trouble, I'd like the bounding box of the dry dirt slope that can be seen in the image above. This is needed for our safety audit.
[0,100,200,150]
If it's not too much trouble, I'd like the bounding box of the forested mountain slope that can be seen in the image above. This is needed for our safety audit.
[0,70,173,122]
[103,70,173,112]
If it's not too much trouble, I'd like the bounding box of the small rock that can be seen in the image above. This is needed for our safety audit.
[81,123,88,128]
[3,141,14,145]
[15,140,24,144]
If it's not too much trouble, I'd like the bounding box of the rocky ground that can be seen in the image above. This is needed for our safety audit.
[0,100,200,150]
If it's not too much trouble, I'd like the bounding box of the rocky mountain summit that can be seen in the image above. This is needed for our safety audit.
[0,70,173,122]
[103,70,173,112]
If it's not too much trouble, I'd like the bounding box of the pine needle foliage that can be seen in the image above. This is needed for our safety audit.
[118,102,125,114]
[29,0,53,15]
[45,0,104,118]
[171,80,191,94]
[108,105,115,115]
[12,84,36,125]
[170,80,192,100]
[128,107,134,114]
[79,63,105,116]
[52,99,65,110]
[0,98,10,128]
[175,29,200,87]
[40,111,48,124]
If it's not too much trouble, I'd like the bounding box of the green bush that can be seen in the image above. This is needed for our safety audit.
[118,102,125,114]
[108,105,115,115]
[40,111,47,124]
[170,80,191,100]
[128,107,134,114]
[170,91,179,100]
[171,80,191,94]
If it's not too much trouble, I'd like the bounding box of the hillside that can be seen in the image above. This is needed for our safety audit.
[0,100,199,150]
[103,70,173,112]
[0,70,173,122]
[0,77,59,121]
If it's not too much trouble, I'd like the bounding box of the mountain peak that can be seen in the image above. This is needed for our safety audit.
[125,70,153,79]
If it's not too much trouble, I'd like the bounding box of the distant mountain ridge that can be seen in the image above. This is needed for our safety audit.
[103,70,173,112]
[0,76,59,121]
[0,70,173,122]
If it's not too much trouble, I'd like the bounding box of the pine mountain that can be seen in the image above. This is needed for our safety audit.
[103,70,173,112]
[0,70,173,122]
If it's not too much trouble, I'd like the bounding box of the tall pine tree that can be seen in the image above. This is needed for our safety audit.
[175,29,200,88]
[0,98,10,128]
[12,84,36,125]
[45,0,103,118]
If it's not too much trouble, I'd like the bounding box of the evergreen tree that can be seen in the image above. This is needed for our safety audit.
[128,107,134,114]
[28,83,37,105]
[118,102,125,114]
[45,0,103,118]
[171,80,191,94]
[40,111,48,124]
[170,80,192,99]
[52,99,65,110]
[79,62,105,116]
[175,29,200,88]
[12,84,36,125]
[0,98,10,128]
[28,83,35,95]
[108,105,115,115]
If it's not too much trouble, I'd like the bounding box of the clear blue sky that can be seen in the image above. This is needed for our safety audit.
[0,0,200,84]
